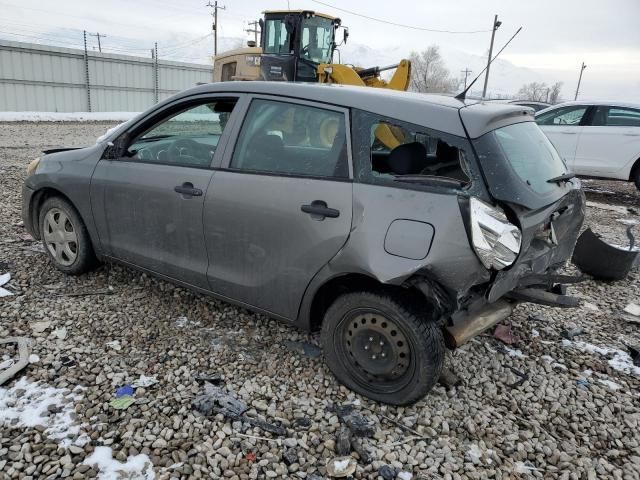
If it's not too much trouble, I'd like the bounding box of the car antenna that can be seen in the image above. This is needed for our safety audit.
[455,26,523,101]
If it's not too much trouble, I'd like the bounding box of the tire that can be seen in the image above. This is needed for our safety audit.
[321,290,445,405]
[38,196,97,275]
[634,167,640,191]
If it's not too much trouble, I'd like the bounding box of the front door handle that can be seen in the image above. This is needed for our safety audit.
[301,200,340,219]
[559,131,578,135]
[174,182,203,197]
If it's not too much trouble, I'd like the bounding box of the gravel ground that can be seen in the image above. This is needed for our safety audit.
[1,122,639,480]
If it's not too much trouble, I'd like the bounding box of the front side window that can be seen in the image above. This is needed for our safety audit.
[125,100,236,168]
[536,105,588,126]
[591,106,640,127]
[264,18,290,54]
[230,99,348,178]
[300,16,333,64]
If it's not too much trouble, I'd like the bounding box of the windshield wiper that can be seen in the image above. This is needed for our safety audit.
[546,172,576,184]
[137,134,175,142]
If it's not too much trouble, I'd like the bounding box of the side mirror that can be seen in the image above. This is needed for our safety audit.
[103,133,130,159]
[343,29,349,44]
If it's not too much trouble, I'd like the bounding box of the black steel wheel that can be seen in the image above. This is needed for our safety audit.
[321,291,444,405]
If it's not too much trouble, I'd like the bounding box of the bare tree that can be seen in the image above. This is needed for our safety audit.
[409,46,460,94]
[517,81,564,103]
[517,82,549,102]
[548,82,563,104]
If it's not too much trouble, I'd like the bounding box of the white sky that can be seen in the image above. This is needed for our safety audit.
[1,0,639,101]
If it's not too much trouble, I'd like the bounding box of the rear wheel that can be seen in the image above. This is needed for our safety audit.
[321,291,444,405]
[634,166,640,190]
[39,197,97,275]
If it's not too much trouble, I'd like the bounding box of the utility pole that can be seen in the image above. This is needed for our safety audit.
[461,68,472,90]
[206,1,226,56]
[574,62,587,100]
[482,14,502,99]
[246,20,260,45]
[88,32,106,53]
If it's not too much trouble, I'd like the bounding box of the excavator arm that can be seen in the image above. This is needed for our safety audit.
[317,59,411,91]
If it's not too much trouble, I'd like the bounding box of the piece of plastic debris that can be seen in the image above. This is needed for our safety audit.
[110,395,135,410]
[582,302,600,311]
[627,345,640,367]
[131,375,158,388]
[398,472,413,480]
[572,228,639,281]
[560,327,584,340]
[60,356,75,367]
[245,452,257,463]
[378,465,397,480]
[116,385,134,398]
[0,272,13,297]
[336,427,352,456]
[438,367,462,389]
[29,354,40,363]
[30,321,51,334]
[624,303,640,317]
[331,404,375,438]
[0,337,31,385]
[576,379,589,388]
[54,327,68,340]
[105,340,122,351]
[493,324,517,345]
[326,456,357,478]
[193,383,248,417]
[284,340,322,358]
[194,373,224,384]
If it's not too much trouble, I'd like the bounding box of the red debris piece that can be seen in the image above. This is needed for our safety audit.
[245,452,257,462]
[493,323,517,345]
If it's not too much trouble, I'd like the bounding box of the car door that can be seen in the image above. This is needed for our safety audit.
[203,96,353,320]
[536,105,589,171]
[574,105,640,179]
[91,96,242,288]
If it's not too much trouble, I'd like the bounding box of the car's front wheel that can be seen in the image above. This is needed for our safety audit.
[321,291,445,405]
[39,196,97,275]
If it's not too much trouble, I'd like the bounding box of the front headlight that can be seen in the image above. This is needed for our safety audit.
[469,197,522,270]
[26,157,41,176]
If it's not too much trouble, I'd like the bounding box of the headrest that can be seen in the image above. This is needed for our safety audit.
[388,142,426,175]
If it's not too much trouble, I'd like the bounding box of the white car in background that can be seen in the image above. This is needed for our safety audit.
[535,101,640,189]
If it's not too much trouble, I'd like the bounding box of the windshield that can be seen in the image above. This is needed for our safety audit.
[300,16,333,64]
[264,18,290,54]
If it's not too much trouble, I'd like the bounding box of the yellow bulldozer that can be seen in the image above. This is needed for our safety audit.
[212,10,411,92]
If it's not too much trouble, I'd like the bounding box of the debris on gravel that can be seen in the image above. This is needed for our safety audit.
[1,122,640,478]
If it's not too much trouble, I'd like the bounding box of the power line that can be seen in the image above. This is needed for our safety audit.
[88,32,106,52]
[311,0,492,34]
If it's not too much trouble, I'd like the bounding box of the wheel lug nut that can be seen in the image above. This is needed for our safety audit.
[379,341,384,346]
[364,345,369,350]
[381,353,386,358]
[369,337,374,342]
[372,355,377,360]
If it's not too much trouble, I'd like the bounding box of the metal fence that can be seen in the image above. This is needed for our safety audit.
[0,39,213,112]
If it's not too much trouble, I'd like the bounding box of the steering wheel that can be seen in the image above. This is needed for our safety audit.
[301,44,310,56]
[168,138,201,164]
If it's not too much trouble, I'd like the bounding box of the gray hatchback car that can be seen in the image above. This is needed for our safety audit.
[22,82,585,405]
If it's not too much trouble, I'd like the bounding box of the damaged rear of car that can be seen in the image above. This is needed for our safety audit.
[312,94,585,405]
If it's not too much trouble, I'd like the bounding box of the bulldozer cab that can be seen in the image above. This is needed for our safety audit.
[259,10,342,82]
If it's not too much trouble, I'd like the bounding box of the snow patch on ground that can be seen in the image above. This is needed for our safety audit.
[563,340,640,376]
[0,378,85,447]
[83,446,155,480]
[504,347,526,358]
[598,378,622,390]
[0,112,139,122]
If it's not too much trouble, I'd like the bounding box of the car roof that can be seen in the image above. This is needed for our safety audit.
[172,81,535,139]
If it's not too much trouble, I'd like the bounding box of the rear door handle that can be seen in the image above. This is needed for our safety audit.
[301,200,340,219]
[174,182,203,197]
[559,132,578,135]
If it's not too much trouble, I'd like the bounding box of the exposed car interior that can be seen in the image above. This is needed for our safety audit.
[370,122,470,183]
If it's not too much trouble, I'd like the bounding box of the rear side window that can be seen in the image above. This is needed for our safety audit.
[230,99,348,178]
[351,109,472,189]
[591,106,640,127]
